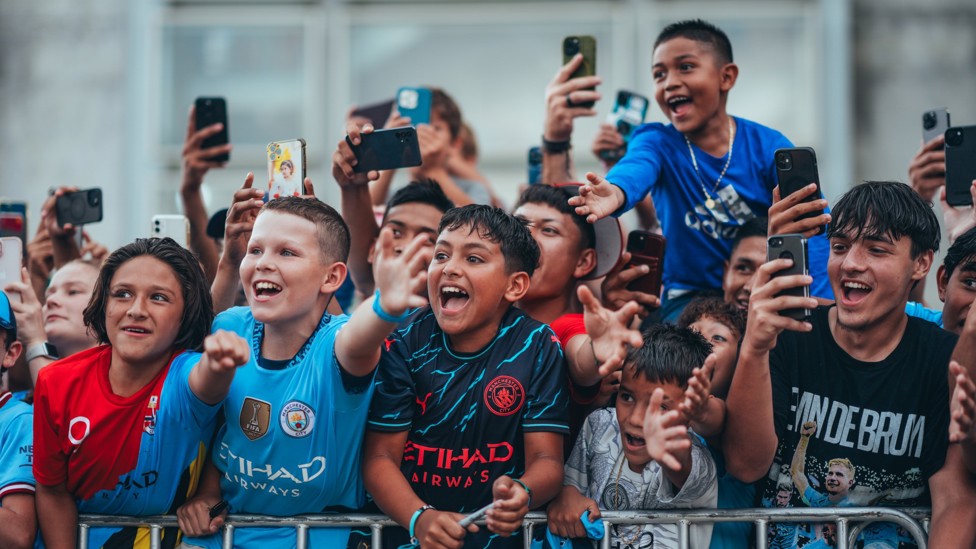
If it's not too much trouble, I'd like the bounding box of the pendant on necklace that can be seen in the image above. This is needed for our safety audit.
[705,197,715,209]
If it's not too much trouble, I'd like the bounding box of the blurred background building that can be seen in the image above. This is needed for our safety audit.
[1,0,973,302]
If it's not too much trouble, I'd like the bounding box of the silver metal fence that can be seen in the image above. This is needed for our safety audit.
[79,507,930,549]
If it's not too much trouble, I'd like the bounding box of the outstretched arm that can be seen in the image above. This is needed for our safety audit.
[188,330,250,404]
[211,173,264,313]
[567,172,626,224]
[541,53,602,183]
[679,354,725,438]
[564,285,643,386]
[790,421,815,494]
[643,388,693,489]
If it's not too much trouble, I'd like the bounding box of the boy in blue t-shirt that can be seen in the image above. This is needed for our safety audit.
[364,205,569,549]
[0,291,34,549]
[178,196,431,549]
[566,19,831,321]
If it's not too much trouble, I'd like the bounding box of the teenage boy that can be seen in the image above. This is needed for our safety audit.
[905,226,976,333]
[564,19,830,321]
[0,291,33,549]
[178,197,431,549]
[363,205,568,549]
[724,181,976,547]
[546,324,718,548]
[721,217,768,313]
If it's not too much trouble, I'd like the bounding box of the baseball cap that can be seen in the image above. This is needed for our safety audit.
[0,290,17,343]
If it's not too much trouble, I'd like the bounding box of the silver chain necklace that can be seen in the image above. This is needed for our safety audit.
[684,117,735,209]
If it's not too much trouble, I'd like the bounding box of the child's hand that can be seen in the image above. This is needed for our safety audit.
[4,268,45,347]
[643,388,692,471]
[486,476,530,537]
[591,122,625,166]
[600,251,661,318]
[371,228,432,319]
[579,285,643,377]
[908,134,946,202]
[568,172,626,224]
[769,184,831,239]
[332,120,380,187]
[176,495,226,537]
[413,510,474,549]
[678,353,716,423]
[222,172,264,266]
[939,180,976,244]
[202,330,250,371]
[950,361,976,443]
[546,485,601,539]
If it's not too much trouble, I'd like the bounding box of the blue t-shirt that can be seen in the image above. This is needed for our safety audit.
[0,392,34,501]
[185,307,374,549]
[905,301,943,327]
[368,306,569,549]
[606,118,831,299]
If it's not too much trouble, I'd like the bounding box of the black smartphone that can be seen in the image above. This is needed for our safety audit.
[194,97,230,163]
[351,99,395,129]
[348,127,423,173]
[562,36,596,108]
[774,147,826,235]
[625,230,665,296]
[600,90,649,162]
[767,234,811,321]
[527,146,542,185]
[945,126,976,207]
[922,107,950,147]
[55,188,103,228]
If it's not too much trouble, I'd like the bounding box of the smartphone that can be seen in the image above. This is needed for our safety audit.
[267,139,307,199]
[600,90,649,162]
[625,230,665,296]
[562,36,596,108]
[152,215,189,249]
[0,201,28,244]
[767,234,811,321]
[774,147,826,235]
[945,126,976,207]
[527,146,542,185]
[0,237,23,293]
[55,188,103,228]
[396,87,432,125]
[922,107,950,147]
[194,97,230,163]
[350,98,395,129]
[347,127,423,174]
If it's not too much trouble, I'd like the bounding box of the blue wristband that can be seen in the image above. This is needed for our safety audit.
[512,478,532,508]
[409,504,435,544]
[372,290,411,323]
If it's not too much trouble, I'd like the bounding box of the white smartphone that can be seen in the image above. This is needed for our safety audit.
[152,215,189,248]
[0,237,24,301]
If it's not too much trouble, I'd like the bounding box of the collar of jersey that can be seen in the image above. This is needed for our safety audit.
[440,331,500,361]
[252,311,332,370]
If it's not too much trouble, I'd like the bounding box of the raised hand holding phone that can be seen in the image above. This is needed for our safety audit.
[773,148,827,236]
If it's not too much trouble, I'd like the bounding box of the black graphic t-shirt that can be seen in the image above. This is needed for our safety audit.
[761,306,954,548]
[368,306,569,548]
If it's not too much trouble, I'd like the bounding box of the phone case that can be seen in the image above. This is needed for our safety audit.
[0,237,23,288]
[774,147,826,235]
[527,146,542,185]
[267,139,307,199]
[0,201,27,242]
[396,87,432,125]
[922,107,950,146]
[600,90,649,161]
[348,127,423,173]
[945,125,976,207]
[195,97,230,163]
[55,188,103,228]
[562,36,596,108]
[152,215,190,248]
[767,234,811,321]
[625,230,665,296]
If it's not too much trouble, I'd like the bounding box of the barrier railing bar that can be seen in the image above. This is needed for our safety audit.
[371,523,382,549]
[77,507,930,548]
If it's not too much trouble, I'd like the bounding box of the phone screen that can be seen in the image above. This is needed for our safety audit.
[267,139,306,199]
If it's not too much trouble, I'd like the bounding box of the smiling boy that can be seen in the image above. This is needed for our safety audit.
[568,20,830,321]
[363,205,568,549]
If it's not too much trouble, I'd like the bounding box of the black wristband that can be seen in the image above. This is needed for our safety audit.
[542,136,571,153]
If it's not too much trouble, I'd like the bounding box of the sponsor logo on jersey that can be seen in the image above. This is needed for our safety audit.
[280,400,315,438]
[484,375,525,417]
[240,397,272,441]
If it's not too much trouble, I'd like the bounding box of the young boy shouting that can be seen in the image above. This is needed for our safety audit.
[546,324,718,548]
[178,196,431,549]
[364,205,568,549]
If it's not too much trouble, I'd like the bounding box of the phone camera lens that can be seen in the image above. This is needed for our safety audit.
[946,129,964,147]
[775,153,792,171]
[770,238,783,247]
[564,38,580,56]
[923,112,937,130]
[88,193,101,207]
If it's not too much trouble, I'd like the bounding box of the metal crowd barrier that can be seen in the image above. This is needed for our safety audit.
[79,507,931,549]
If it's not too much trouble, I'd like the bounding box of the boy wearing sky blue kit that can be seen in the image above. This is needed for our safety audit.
[363,205,569,549]
[0,291,34,549]
[568,20,831,321]
[178,197,431,549]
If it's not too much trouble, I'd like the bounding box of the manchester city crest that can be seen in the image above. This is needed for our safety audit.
[280,400,316,438]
